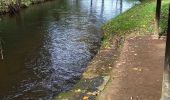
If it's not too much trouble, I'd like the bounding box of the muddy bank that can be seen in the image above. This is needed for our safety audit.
[56,35,125,100]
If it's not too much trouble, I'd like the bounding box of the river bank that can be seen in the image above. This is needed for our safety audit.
[0,0,53,15]
[56,0,169,100]
[56,35,123,100]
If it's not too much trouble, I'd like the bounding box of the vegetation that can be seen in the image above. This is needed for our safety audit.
[160,0,169,35]
[0,0,52,14]
[102,0,169,48]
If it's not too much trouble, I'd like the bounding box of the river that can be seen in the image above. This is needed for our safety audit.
[0,0,139,99]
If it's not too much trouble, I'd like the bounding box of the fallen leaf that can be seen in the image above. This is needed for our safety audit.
[75,89,81,92]
[132,68,138,71]
[131,51,135,53]
[134,54,137,56]
[122,62,126,64]
[101,68,105,70]
[138,68,142,72]
[117,63,122,66]
[87,92,93,95]
[142,25,146,27]
[83,96,89,100]
[130,96,133,100]
[132,68,142,72]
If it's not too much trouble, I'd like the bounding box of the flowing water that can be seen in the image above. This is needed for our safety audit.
[0,0,139,99]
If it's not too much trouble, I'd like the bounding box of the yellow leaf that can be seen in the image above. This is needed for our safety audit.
[143,25,146,27]
[75,89,81,92]
[132,68,142,72]
[132,68,138,71]
[83,96,89,100]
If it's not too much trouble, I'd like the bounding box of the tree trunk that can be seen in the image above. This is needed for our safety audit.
[120,0,122,13]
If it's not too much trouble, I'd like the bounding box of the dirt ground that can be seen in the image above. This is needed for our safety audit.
[97,35,165,100]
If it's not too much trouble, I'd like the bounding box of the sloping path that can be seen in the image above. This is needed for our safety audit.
[98,35,165,100]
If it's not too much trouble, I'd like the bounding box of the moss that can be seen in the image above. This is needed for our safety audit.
[56,76,106,100]
[56,92,75,100]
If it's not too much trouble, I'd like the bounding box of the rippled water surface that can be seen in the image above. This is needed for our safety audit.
[0,0,139,99]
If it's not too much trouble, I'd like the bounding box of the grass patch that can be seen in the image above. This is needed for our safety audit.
[160,0,169,35]
[102,0,169,48]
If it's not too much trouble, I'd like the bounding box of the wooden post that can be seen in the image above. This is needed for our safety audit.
[0,38,4,60]
[156,0,162,34]
[161,3,170,100]
[156,0,162,23]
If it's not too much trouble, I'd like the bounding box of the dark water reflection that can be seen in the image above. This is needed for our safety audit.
[0,0,139,99]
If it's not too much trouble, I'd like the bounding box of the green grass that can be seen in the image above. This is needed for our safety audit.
[102,0,169,48]
[160,0,169,35]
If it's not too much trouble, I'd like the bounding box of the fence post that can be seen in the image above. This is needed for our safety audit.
[161,3,170,100]
[156,0,162,34]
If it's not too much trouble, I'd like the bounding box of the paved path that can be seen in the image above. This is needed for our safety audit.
[98,35,165,100]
